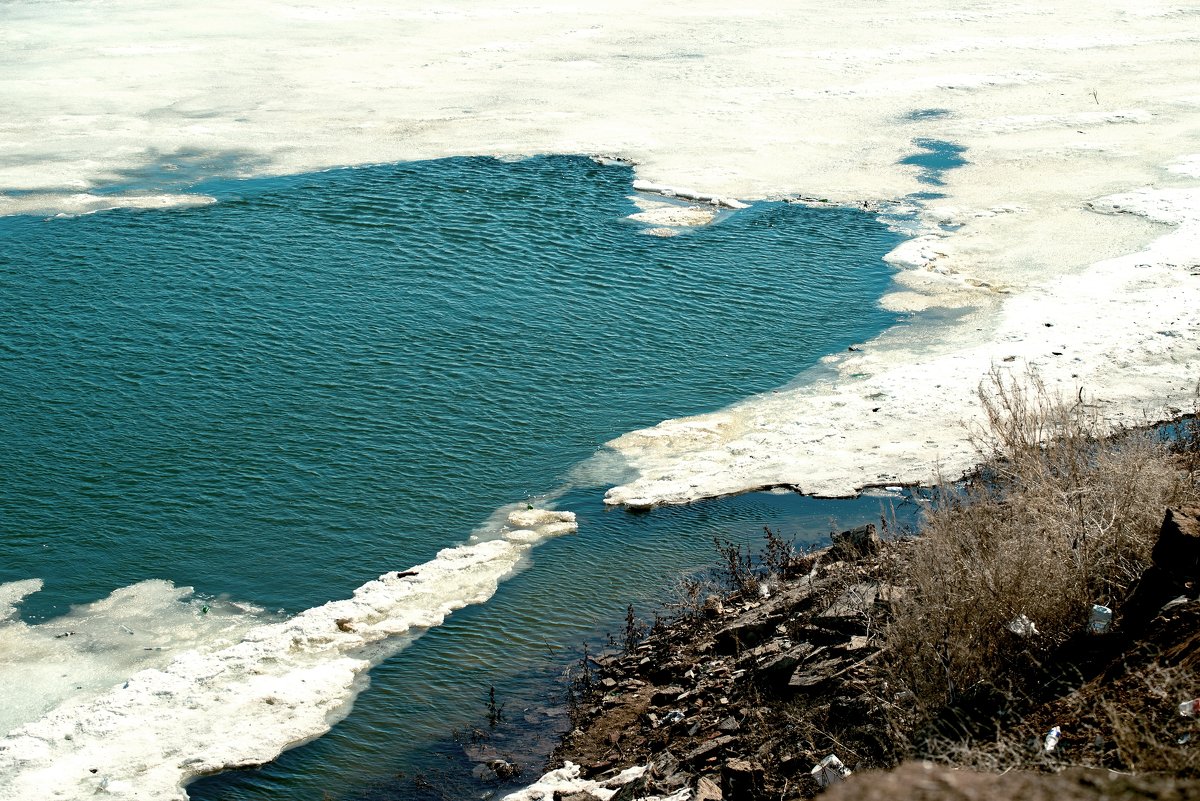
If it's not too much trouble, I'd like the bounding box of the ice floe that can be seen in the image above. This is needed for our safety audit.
[0,508,577,800]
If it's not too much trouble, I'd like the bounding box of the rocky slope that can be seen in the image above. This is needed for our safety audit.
[525,512,1200,801]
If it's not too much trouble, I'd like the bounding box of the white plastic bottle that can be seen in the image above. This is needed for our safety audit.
[1044,726,1061,752]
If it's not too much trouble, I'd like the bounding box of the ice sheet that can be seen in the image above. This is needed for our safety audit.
[0,508,576,800]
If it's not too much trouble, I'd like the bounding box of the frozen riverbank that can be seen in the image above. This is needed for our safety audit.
[604,177,1200,505]
[5,0,1198,504]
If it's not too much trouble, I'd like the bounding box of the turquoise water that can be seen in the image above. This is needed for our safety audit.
[0,155,904,798]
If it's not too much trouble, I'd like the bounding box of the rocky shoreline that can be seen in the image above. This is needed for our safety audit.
[498,509,1200,801]
[530,524,907,800]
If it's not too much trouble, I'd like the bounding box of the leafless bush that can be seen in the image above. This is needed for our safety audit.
[714,536,761,597]
[887,370,1196,732]
[667,574,725,624]
[712,527,811,600]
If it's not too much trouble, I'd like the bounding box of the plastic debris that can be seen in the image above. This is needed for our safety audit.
[1088,604,1112,634]
[1044,726,1061,753]
[1179,699,1199,717]
[663,709,685,725]
[811,754,852,788]
[1007,614,1039,637]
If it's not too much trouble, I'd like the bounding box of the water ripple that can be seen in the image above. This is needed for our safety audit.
[0,155,903,799]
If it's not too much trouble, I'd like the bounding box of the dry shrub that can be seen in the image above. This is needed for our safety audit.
[1102,664,1200,776]
[887,370,1196,733]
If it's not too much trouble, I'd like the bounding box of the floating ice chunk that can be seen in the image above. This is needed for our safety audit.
[505,507,577,532]
[0,580,267,737]
[0,525,564,800]
[503,528,541,544]
[627,205,718,227]
[968,109,1150,134]
[631,179,750,210]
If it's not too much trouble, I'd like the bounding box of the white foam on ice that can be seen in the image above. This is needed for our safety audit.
[0,508,576,801]
[0,580,267,737]
[1170,155,1200,178]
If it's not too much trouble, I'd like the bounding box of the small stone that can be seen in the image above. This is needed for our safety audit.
[683,735,734,764]
[816,583,880,632]
[608,775,650,801]
[831,524,881,558]
[722,760,765,798]
[694,776,723,801]
[554,792,602,801]
[788,656,847,689]
[651,750,681,781]
[651,685,686,706]
[486,759,521,780]
[717,715,740,733]
[1153,507,1200,574]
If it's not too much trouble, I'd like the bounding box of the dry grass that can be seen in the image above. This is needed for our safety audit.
[885,370,1198,749]
[1102,663,1200,776]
